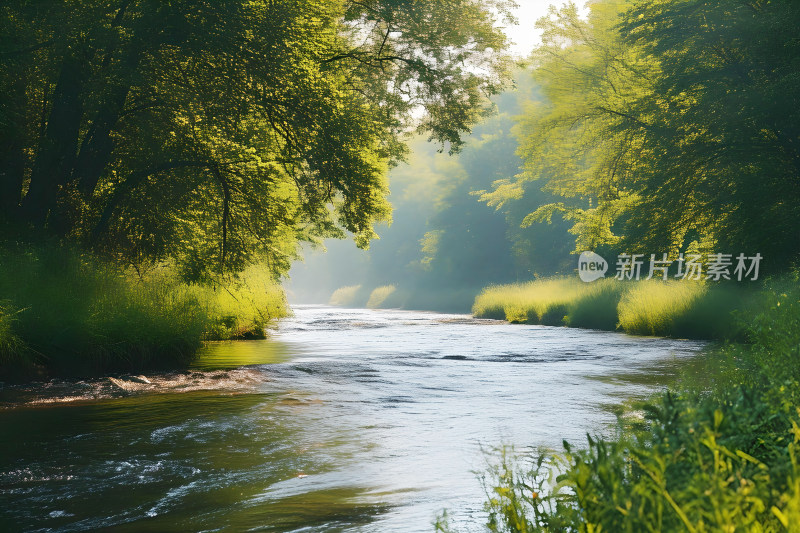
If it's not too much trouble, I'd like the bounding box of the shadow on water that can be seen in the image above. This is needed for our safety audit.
[0,390,391,532]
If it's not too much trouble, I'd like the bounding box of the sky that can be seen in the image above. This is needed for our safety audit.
[504,0,578,57]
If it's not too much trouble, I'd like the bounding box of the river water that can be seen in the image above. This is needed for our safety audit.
[0,306,705,532]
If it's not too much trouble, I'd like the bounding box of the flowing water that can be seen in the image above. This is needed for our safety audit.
[0,306,705,532]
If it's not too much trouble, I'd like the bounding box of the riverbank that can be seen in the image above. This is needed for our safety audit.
[438,276,800,531]
[0,246,288,381]
[472,277,761,340]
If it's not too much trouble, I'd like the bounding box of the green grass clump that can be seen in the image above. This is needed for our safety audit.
[329,285,365,307]
[473,276,753,339]
[0,301,28,373]
[617,281,756,339]
[441,277,800,532]
[616,279,707,336]
[0,246,207,377]
[563,278,626,330]
[191,264,288,340]
[473,278,583,325]
[366,285,397,309]
[0,246,289,379]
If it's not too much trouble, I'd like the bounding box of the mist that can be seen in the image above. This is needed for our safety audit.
[285,73,575,312]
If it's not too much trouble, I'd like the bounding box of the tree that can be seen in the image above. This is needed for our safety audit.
[0,0,514,280]
[489,0,800,273]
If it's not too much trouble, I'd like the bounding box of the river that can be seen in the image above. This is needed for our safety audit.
[0,306,705,532]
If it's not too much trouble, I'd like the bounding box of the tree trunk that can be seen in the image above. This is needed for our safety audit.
[74,47,142,198]
[22,53,87,231]
[0,75,28,218]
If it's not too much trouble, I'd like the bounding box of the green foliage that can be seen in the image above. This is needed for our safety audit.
[474,279,580,324]
[482,0,800,273]
[0,301,27,372]
[473,277,753,339]
[189,264,289,341]
[617,280,708,337]
[289,74,575,311]
[0,246,206,377]
[0,0,513,281]
[0,246,289,379]
[563,279,626,331]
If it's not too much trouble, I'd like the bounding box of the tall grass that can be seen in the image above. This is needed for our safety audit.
[190,264,288,340]
[616,279,707,336]
[329,285,364,307]
[563,278,626,330]
[473,278,583,324]
[473,277,754,339]
[366,285,397,308]
[0,245,289,379]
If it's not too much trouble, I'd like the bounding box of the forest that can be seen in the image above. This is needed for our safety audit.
[2,1,800,530]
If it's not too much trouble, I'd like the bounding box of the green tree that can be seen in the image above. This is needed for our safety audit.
[489,0,800,272]
[0,0,514,280]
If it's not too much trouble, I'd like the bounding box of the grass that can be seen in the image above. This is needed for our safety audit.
[473,277,756,339]
[616,279,707,336]
[329,285,365,307]
[366,285,397,308]
[473,278,583,324]
[0,245,289,380]
[439,276,800,532]
[191,264,288,341]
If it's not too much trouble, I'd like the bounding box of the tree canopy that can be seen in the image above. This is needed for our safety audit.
[0,0,514,280]
[484,0,800,273]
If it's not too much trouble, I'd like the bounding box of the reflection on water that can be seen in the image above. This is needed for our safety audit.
[192,339,296,371]
[0,306,705,532]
